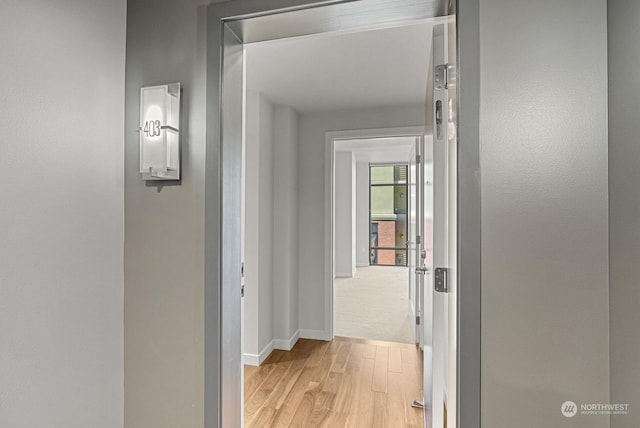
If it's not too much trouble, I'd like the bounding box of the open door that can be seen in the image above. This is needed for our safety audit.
[432,18,458,428]
[408,136,425,348]
[423,17,457,428]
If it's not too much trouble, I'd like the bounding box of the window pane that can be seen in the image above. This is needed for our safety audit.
[370,165,408,185]
[369,249,408,266]
[370,165,395,185]
[371,186,395,218]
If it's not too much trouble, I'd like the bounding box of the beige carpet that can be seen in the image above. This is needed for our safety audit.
[334,266,414,344]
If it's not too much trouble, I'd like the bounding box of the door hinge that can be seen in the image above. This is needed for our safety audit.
[434,267,449,293]
[416,235,421,245]
[416,154,421,164]
[435,64,448,90]
[416,315,421,326]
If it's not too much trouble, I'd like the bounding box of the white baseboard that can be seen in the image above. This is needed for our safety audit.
[299,329,332,341]
[273,330,300,351]
[243,340,274,367]
[245,330,330,365]
[243,353,260,366]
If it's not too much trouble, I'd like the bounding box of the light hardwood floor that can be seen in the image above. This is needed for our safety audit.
[244,336,424,427]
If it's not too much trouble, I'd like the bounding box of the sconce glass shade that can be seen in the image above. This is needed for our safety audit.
[140,83,181,180]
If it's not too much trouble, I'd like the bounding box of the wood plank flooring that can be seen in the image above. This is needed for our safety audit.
[244,336,424,427]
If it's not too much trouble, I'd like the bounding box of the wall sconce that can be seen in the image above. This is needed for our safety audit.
[140,83,181,181]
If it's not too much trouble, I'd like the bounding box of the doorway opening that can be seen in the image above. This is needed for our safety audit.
[331,135,419,346]
[239,15,446,425]
[240,17,434,422]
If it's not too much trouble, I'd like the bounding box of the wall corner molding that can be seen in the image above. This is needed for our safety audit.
[243,340,274,367]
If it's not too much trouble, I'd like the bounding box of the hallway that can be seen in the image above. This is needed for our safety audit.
[244,337,424,427]
[334,266,413,344]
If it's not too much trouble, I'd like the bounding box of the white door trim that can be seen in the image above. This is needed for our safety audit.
[325,126,425,341]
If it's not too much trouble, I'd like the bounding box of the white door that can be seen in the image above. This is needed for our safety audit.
[419,136,434,428]
[424,17,457,428]
[408,137,425,348]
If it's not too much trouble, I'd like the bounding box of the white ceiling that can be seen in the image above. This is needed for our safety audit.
[245,21,433,114]
[335,137,416,163]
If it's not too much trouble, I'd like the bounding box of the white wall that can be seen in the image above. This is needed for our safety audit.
[334,152,356,278]
[272,105,300,346]
[351,156,357,274]
[257,94,275,357]
[608,1,640,426]
[479,0,610,426]
[243,91,274,363]
[356,162,370,267]
[298,104,424,335]
[244,93,301,363]
[0,1,125,426]
[243,90,261,360]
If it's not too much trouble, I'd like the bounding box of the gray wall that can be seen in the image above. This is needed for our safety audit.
[479,0,610,426]
[608,1,640,427]
[0,0,126,426]
[124,0,207,426]
[298,104,424,335]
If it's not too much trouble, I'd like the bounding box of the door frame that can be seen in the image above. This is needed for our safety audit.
[326,126,425,342]
[205,1,481,427]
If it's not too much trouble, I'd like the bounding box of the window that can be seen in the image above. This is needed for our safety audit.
[369,164,408,266]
